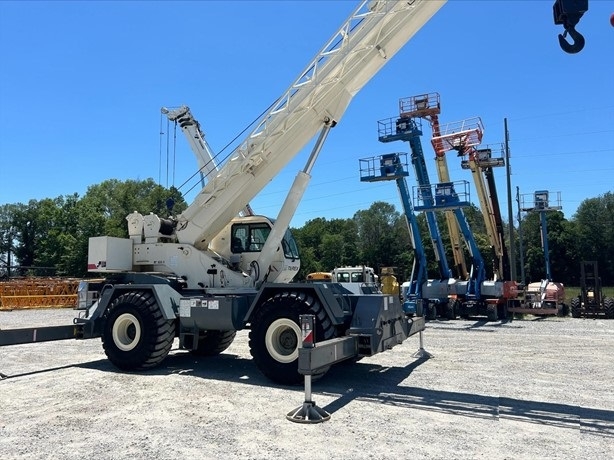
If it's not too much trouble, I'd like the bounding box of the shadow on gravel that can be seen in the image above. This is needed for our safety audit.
[92,350,614,436]
[0,358,115,380]
[4,348,612,436]
[425,318,524,332]
[320,359,614,437]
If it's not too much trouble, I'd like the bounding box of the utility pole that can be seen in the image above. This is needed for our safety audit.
[516,187,525,285]
[504,118,516,282]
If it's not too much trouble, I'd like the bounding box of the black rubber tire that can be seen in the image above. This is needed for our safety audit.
[249,291,335,385]
[426,303,437,321]
[102,291,175,371]
[445,301,457,320]
[570,297,581,318]
[557,303,569,317]
[190,330,237,356]
[487,304,498,322]
[605,297,614,319]
[497,303,507,321]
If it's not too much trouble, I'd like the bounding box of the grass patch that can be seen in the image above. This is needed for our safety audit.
[564,286,614,304]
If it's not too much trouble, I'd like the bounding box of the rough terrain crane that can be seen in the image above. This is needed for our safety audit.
[1,1,447,390]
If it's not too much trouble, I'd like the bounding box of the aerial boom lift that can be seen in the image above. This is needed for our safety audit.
[461,144,508,280]
[432,118,508,281]
[400,93,469,280]
[429,117,517,319]
[420,181,491,318]
[378,109,458,319]
[508,191,567,316]
[378,117,451,280]
[359,152,430,316]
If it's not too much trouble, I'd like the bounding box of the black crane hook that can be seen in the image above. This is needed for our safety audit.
[553,0,588,54]
[558,25,585,54]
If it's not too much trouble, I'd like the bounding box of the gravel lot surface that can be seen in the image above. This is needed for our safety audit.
[1,309,613,459]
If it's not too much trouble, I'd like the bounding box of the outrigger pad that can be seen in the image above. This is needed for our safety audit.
[286,401,331,424]
[412,347,433,359]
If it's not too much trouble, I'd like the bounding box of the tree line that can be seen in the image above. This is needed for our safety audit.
[1,179,612,286]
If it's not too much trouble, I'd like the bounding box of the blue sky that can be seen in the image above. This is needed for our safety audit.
[1,1,612,229]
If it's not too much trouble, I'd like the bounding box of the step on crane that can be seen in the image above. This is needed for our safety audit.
[430,117,518,320]
[1,2,448,408]
[377,112,455,320]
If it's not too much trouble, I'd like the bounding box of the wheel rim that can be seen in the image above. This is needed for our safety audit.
[264,318,301,364]
[112,313,141,352]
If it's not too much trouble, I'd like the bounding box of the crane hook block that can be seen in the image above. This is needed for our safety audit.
[558,26,585,54]
[553,0,588,54]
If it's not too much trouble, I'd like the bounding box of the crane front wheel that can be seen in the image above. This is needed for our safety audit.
[249,291,335,385]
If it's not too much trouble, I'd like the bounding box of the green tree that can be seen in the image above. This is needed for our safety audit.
[519,210,573,284]
[292,217,358,279]
[11,201,39,273]
[354,201,404,273]
[0,203,19,277]
[80,179,186,238]
[572,192,614,285]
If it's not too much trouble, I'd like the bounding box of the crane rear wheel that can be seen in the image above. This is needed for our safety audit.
[102,291,175,371]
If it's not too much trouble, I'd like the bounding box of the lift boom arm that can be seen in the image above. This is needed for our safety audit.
[175,0,446,249]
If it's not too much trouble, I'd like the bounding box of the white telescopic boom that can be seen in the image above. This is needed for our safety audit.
[176,0,447,250]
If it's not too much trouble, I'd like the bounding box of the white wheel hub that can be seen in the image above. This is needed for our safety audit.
[112,313,141,352]
[264,318,301,364]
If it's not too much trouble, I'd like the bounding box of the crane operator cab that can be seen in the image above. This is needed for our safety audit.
[209,215,300,284]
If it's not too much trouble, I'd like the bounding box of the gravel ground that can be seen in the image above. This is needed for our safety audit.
[1,309,613,460]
